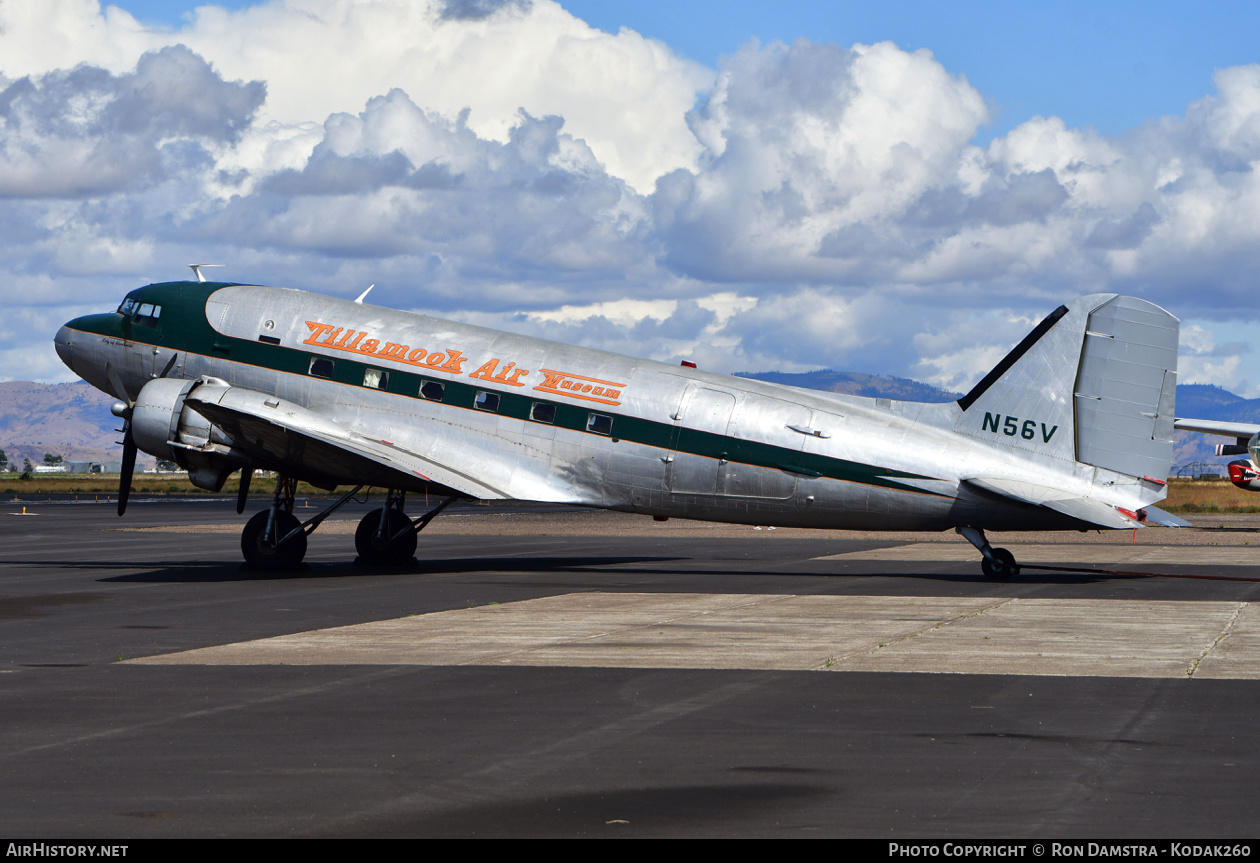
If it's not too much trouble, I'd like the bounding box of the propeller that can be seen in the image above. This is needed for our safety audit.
[106,347,185,515]
[111,401,136,516]
[105,364,137,516]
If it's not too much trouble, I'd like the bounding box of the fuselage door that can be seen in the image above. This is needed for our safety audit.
[722,395,813,499]
[666,385,736,495]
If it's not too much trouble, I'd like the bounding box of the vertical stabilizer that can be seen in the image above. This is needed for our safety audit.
[953,294,1179,479]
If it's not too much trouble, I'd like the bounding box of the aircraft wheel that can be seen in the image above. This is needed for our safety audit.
[241,510,307,570]
[981,547,1019,581]
[354,508,417,566]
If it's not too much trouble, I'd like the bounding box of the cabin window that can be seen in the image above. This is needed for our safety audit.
[363,368,388,389]
[586,413,613,436]
[475,391,500,412]
[309,357,335,379]
[133,303,161,327]
[530,402,556,424]
[419,380,445,401]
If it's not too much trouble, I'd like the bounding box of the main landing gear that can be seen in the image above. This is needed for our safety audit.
[240,476,458,570]
[241,476,310,570]
[354,490,458,566]
[956,526,1020,581]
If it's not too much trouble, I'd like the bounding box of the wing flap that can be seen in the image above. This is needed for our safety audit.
[185,385,510,500]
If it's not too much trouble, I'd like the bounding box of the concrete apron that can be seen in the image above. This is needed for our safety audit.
[128,590,1260,680]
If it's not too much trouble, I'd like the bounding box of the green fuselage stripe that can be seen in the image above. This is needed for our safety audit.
[71,282,945,497]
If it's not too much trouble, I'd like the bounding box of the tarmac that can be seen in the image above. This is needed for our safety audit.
[4,496,1260,837]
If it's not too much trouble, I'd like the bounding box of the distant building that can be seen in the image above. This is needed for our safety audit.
[65,460,126,474]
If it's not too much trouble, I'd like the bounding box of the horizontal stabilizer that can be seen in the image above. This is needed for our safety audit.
[1142,506,1192,528]
[1042,496,1141,530]
[964,477,1139,530]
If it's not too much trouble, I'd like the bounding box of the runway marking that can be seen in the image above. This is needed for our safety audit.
[812,543,1258,566]
[127,593,1260,679]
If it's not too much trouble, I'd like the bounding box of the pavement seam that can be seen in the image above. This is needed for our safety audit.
[1187,601,1248,678]
[827,596,1018,668]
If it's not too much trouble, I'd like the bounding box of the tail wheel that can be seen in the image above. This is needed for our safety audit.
[981,547,1019,581]
[354,508,417,566]
[241,510,307,570]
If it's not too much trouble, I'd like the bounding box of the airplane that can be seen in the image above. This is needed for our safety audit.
[53,270,1188,579]
[1172,418,1260,491]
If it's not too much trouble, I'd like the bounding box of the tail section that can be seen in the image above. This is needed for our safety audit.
[953,294,1179,480]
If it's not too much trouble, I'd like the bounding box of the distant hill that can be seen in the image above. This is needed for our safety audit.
[0,376,1249,476]
[1176,384,1260,424]
[1168,384,1260,474]
[736,369,961,402]
[0,381,139,469]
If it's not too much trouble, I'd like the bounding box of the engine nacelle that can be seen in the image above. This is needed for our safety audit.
[131,376,247,491]
[1227,459,1260,492]
[1216,443,1250,456]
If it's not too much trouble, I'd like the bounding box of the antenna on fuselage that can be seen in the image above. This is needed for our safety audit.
[189,264,224,283]
[354,284,375,304]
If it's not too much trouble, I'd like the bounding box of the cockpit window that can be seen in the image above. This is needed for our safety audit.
[118,298,137,316]
[133,303,161,327]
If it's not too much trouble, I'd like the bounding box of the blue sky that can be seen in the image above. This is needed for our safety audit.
[3,0,1260,396]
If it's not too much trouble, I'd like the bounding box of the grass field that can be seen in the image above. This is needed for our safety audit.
[1160,478,1260,513]
[1,473,328,498]
[3,474,1256,514]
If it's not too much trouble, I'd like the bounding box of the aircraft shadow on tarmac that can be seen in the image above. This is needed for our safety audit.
[80,554,690,583]
[327,780,833,839]
[24,553,1153,586]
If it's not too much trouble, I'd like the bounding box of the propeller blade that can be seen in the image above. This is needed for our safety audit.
[118,430,137,517]
[237,467,253,515]
[105,363,132,407]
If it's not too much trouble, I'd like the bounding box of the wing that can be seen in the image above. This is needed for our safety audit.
[1174,418,1260,439]
[184,384,513,500]
[962,477,1189,529]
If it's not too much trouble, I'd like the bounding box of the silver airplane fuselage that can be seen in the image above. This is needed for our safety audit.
[54,280,1181,572]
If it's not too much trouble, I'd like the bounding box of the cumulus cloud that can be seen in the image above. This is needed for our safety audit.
[1178,321,1256,396]
[0,0,710,192]
[655,40,990,284]
[437,0,532,21]
[200,90,654,306]
[0,45,263,197]
[3,4,1260,401]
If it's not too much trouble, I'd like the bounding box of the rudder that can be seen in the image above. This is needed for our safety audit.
[1073,296,1178,480]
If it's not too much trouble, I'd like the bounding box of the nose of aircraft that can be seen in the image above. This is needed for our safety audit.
[54,323,75,373]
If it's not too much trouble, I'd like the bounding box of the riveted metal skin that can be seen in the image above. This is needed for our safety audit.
[56,282,1180,536]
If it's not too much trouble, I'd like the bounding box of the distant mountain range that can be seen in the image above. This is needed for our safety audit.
[1167,384,1260,474]
[735,370,961,402]
[2,376,1255,474]
[0,381,131,468]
